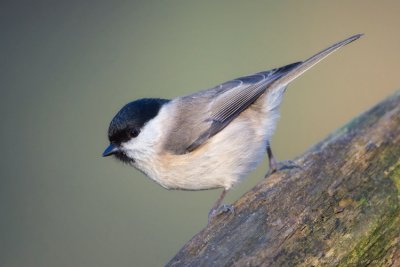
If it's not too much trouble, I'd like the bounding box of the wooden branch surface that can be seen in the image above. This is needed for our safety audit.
[167,91,400,267]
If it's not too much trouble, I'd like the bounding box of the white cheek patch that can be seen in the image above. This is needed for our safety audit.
[120,104,169,162]
[121,139,139,159]
[121,126,157,160]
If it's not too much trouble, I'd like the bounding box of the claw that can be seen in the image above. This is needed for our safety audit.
[208,204,235,223]
[265,160,302,178]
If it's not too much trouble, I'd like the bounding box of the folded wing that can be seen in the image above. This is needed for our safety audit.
[165,62,301,154]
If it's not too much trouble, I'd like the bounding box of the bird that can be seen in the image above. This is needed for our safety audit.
[102,34,362,220]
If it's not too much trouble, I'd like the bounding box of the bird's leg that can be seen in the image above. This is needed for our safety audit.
[208,189,234,223]
[265,141,301,178]
[266,142,278,174]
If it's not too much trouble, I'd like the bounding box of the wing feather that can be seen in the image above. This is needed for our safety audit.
[184,62,301,152]
[166,33,363,154]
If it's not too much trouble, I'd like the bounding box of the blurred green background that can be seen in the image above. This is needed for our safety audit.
[1,1,399,266]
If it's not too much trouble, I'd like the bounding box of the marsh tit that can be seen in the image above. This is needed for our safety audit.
[102,34,362,219]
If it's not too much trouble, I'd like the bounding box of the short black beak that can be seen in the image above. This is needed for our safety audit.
[102,144,119,157]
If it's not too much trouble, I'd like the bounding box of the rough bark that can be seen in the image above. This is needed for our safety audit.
[167,91,400,267]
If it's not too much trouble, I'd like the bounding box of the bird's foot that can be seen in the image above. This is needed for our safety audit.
[265,160,302,178]
[208,204,235,223]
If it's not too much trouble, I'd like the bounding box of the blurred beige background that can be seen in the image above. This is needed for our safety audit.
[1,1,399,266]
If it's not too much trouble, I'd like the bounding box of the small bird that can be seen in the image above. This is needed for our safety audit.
[102,34,362,220]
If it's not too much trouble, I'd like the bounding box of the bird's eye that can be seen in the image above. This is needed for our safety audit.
[129,128,140,138]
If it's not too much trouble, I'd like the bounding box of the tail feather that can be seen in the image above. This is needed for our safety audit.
[269,34,363,88]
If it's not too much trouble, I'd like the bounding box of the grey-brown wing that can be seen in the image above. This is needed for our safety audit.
[166,34,363,154]
[164,62,301,154]
[185,62,301,152]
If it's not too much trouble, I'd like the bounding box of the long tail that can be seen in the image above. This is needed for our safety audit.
[269,34,363,88]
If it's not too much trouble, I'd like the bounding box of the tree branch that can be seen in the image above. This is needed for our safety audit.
[167,91,400,267]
